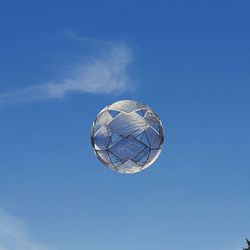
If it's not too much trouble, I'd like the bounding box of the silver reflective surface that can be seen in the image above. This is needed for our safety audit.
[91,100,164,173]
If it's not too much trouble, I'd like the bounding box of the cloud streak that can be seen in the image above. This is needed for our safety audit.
[64,31,103,44]
[0,42,133,105]
[0,209,55,250]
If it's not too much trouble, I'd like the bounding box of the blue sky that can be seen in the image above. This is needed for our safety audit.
[0,0,250,249]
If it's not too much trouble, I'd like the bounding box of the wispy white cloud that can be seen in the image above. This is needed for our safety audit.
[0,209,55,250]
[0,41,133,105]
[64,31,102,44]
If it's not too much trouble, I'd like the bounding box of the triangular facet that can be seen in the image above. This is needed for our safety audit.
[136,132,144,141]
[108,110,121,118]
[135,108,148,117]
[108,150,122,164]
[133,147,150,162]
[109,132,124,147]
[140,133,150,147]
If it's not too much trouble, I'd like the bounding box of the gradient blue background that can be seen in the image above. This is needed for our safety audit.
[0,0,250,249]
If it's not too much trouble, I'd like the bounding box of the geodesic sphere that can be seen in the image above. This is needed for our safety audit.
[91,100,164,174]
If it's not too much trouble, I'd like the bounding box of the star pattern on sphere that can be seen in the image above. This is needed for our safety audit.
[91,100,164,173]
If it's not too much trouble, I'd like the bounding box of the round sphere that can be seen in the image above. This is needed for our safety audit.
[91,100,164,173]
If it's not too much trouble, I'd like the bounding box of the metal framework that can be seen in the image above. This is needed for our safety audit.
[91,100,164,173]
